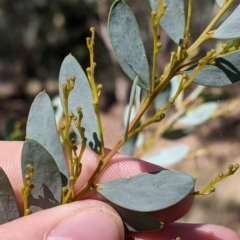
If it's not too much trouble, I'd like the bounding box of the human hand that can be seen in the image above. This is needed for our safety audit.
[0,141,239,240]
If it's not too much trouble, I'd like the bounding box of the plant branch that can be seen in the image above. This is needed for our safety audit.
[86,27,105,158]
[194,164,239,195]
[184,0,193,49]
[21,164,34,216]
[187,0,235,55]
[150,1,165,93]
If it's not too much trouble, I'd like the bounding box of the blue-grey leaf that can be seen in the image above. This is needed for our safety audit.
[154,71,182,111]
[135,132,144,149]
[122,100,144,155]
[215,0,224,7]
[97,170,195,212]
[124,75,139,141]
[135,85,142,113]
[59,54,101,153]
[108,0,150,90]
[21,139,62,213]
[52,95,64,125]
[143,144,189,167]
[162,128,193,140]
[169,75,183,106]
[109,202,164,232]
[178,102,218,126]
[150,0,185,44]
[186,50,240,87]
[0,168,20,224]
[213,4,240,39]
[122,131,144,156]
[26,91,68,186]
[154,82,171,110]
[122,134,138,156]
[122,104,138,156]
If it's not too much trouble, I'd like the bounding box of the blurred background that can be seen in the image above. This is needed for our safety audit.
[0,0,239,234]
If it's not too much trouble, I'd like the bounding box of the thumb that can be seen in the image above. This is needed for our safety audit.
[0,200,124,240]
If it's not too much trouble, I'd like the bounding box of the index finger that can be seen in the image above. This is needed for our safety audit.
[0,141,194,223]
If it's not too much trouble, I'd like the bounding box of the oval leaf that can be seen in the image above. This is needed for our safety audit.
[122,103,136,155]
[186,50,240,87]
[213,5,240,39]
[97,170,195,212]
[162,128,193,140]
[154,72,183,111]
[169,75,183,106]
[59,54,101,153]
[122,133,145,156]
[123,104,137,130]
[143,144,190,167]
[135,85,142,113]
[122,104,140,156]
[109,202,164,232]
[150,0,185,44]
[26,91,68,186]
[108,0,150,90]
[124,75,139,141]
[122,131,144,156]
[178,102,218,126]
[21,139,62,212]
[0,168,20,224]
[154,82,171,110]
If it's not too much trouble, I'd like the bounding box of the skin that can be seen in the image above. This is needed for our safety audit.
[0,141,239,240]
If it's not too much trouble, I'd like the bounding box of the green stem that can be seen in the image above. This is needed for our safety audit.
[150,17,159,94]
[74,95,154,200]
[75,65,184,200]
[184,0,193,49]
[194,164,239,195]
[87,28,105,158]
[74,1,236,200]
[62,92,75,177]
[150,0,166,93]
[124,75,139,141]
[135,108,185,158]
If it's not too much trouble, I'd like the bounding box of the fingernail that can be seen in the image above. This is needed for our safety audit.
[47,210,121,240]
